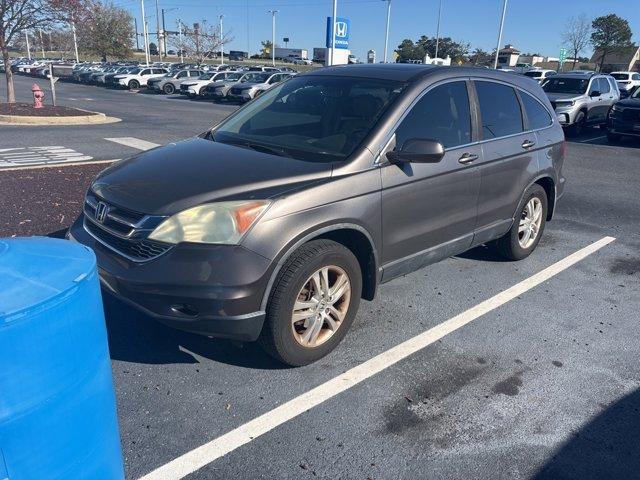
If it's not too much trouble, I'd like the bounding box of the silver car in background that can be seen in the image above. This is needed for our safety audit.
[226,72,296,102]
[542,72,619,135]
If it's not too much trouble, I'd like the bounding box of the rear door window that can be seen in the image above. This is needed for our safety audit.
[475,81,524,139]
[520,92,552,130]
[395,81,472,149]
[598,78,610,93]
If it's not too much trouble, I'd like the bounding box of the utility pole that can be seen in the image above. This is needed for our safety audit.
[382,0,391,63]
[140,0,150,65]
[493,0,508,69]
[330,0,337,65]
[25,31,31,60]
[219,15,225,65]
[71,20,79,63]
[38,29,45,58]
[145,20,151,63]
[161,9,166,56]
[155,0,162,60]
[434,0,442,59]
[268,10,278,67]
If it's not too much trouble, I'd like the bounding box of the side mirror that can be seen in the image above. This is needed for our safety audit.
[386,138,445,164]
[589,90,601,98]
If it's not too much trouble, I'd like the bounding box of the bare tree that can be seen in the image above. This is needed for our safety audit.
[174,20,232,64]
[76,1,134,62]
[1,0,85,102]
[561,15,592,70]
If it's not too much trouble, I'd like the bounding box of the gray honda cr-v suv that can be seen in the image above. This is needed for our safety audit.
[69,64,565,366]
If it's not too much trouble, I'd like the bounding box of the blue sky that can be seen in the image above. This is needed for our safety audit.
[118,0,640,61]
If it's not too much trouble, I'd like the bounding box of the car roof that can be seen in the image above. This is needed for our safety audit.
[306,64,548,90]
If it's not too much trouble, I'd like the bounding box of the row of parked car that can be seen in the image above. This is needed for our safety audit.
[524,69,640,141]
[67,62,298,102]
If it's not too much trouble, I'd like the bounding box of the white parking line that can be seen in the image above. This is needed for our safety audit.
[138,236,616,480]
[579,135,607,143]
[105,137,160,151]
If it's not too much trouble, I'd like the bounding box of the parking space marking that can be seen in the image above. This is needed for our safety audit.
[104,137,160,151]
[138,236,616,480]
[0,146,93,169]
[579,135,607,143]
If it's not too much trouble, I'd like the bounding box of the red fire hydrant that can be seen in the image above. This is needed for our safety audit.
[32,84,45,109]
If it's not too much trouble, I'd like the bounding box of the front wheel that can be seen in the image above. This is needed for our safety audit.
[567,110,586,136]
[491,184,548,261]
[128,79,139,90]
[163,83,175,94]
[259,240,362,366]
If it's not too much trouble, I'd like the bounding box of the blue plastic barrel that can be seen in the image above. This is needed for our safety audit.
[0,238,124,480]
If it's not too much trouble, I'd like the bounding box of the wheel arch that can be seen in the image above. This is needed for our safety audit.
[259,223,379,311]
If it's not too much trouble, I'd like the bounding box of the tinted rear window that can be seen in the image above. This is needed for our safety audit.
[525,71,542,78]
[475,81,524,139]
[520,92,552,130]
[611,73,629,80]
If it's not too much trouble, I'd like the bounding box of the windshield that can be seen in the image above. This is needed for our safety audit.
[524,71,542,78]
[211,76,407,162]
[542,77,589,94]
[225,73,242,81]
[241,73,269,83]
[611,73,629,81]
[198,73,214,80]
[632,87,640,99]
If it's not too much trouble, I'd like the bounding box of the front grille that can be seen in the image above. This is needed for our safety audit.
[85,220,171,261]
[84,193,171,262]
[229,87,242,95]
[180,84,189,92]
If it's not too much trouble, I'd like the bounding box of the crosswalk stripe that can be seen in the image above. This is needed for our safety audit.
[104,137,161,151]
[0,145,94,169]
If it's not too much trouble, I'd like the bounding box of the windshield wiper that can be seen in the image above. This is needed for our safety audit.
[218,137,293,158]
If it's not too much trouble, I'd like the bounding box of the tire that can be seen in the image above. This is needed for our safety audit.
[567,110,586,136]
[259,239,362,366]
[491,184,548,261]
[128,79,139,90]
[606,131,621,143]
[163,83,175,94]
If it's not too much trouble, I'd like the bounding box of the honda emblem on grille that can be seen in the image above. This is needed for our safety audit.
[95,201,109,223]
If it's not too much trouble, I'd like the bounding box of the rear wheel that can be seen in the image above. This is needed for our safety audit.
[491,184,547,261]
[259,240,362,366]
[163,83,175,94]
[128,79,139,90]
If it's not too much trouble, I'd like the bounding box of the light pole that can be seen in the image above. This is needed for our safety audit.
[178,19,184,63]
[268,10,278,67]
[38,29,45,58]
[219,14,224,65]
[434,0,442,60]
[382,0,391,63]
[493,0,508,69]
[155,0,162,60]
[71,20,79,63]
[330,0,337,65]
[25,31,31,60]
[140,0,150,65]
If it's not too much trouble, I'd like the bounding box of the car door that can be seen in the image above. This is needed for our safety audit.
[380,80,481,279]
[599,77,616,115]
[586,78,606,122]
[472,79,539,244]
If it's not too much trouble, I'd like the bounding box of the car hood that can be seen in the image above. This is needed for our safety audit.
[91,137,333,215]
[545,92,584,102]
[616,98,640,108]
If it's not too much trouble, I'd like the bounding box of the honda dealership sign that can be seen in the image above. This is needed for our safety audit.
[326,17,350,49]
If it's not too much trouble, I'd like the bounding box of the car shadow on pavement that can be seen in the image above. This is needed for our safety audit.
[456,244,512,263]
[102,291,287,370]
[533,388,640,479]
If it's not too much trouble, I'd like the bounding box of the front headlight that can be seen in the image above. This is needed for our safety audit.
[148,200,270,245]
[611,104,623,113]
[555,100,576,108]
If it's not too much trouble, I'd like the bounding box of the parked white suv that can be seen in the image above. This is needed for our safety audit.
[523,69,556,83]
[114,67,168,89]
[226,72,295,102]
[179,71,240,97]
[610,71,640,97]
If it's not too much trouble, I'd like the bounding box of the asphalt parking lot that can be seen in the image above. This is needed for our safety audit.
[2,75,640,480]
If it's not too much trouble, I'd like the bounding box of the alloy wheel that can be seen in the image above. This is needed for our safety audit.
[518,197,543,249]
[291,265,351,348]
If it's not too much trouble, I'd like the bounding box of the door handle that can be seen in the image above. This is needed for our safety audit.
[521,140,536,149]
[458,153,478,165]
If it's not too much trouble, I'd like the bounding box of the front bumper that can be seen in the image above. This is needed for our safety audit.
[68,216,271,341]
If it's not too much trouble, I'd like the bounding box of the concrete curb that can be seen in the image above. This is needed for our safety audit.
[0,107,121,126]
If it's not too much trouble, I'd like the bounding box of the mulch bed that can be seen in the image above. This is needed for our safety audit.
[0,163,109,238]
[0,103,98,117]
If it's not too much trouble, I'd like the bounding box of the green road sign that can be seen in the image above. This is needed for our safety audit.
[559,48,567,63]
